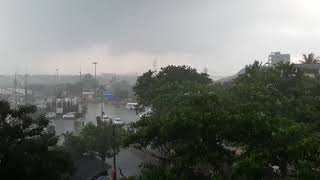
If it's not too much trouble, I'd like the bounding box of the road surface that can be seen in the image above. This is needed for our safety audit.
[51,102,145,177]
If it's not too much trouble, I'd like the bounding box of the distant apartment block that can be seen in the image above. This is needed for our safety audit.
[268,52,290,65]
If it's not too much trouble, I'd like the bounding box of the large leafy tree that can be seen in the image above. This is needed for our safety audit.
[0,101,74,180]
[133,65,212,111]
[64,122,125,161]
[128,66,229,178]
[129,63,320,179]
[229,61,320,178]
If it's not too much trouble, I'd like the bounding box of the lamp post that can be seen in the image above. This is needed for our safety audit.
[93,62,98,81]
[56,68,59,81]
[112,123,117,180]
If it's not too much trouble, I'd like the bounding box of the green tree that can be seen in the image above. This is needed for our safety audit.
[299,53,320,64]
[64,122,125,161]
[0,101,74,180]
[128,66,227,178]
[133,65,212,111]
[128,62,320,179]
[230,61,320,178]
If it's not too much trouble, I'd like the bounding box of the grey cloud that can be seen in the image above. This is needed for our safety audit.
[0,0,320,75]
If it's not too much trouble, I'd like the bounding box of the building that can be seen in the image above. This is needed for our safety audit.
[268,52,290,65]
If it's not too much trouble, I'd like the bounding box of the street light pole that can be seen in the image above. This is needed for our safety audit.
[56,68,59,81]
[112,124,117,180]
[55,68,59,97]
[100,85,104,121]
[25,73,28,105]
[93,62,98,81]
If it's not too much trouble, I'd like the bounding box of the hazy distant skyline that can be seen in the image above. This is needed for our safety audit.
[1,0,320,76]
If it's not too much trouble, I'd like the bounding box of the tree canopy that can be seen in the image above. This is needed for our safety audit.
[0,102,74,180]
[128,63,320,179]
[64,122,125,162]
[133,65,212,111]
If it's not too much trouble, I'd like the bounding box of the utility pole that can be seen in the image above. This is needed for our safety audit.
[93,62,98,81]
[79,67,82,81]
[14,73,17,106]
[100,85,104,120]
[55,68,59,97]
[25,73,28,105]
[80,67,84,121]
[112,123,117,180]
[56,68,59,81]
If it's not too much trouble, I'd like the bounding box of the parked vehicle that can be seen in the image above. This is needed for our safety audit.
[126,102,138,110]
[138,107,152,118]
[102,115,112,123]
[63,112,76,119]
[113,117,124,125]
[45,112,57,119]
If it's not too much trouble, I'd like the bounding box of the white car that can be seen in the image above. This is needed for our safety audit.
[113,118,124,125]
[45,112,56,119]
[63,112,76,119]
[126,102,138,110]
[102,115,112,123]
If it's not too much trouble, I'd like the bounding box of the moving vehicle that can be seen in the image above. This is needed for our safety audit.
[63,112,76,119]
[113,117,124,125]
[45,112,57,119]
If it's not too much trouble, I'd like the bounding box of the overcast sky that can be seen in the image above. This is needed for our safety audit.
[1,0,320,76]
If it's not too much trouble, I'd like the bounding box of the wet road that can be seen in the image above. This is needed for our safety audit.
[84,103,139,125]
[52,103,144,177]
[52,103,139,134]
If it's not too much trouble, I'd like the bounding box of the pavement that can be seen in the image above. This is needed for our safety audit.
[51,102,145,177]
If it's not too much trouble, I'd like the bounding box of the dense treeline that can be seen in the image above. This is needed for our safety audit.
[0,102,74,180]
[127,63,320,179]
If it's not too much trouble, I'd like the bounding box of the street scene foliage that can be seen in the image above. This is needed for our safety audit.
[128,63,320,179]
[2,62,320,179]
[0,102,74,180]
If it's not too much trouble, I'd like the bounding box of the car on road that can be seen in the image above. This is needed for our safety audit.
[45,112,57,119]
[113,117,124,125]
[126,102,138,110]
[138,107,152,118]
[63,112,77,119]
[102,115,112,123]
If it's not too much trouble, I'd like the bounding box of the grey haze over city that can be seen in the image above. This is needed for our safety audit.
[0,0,320,76]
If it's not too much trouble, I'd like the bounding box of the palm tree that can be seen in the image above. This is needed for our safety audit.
[299,53,320,64]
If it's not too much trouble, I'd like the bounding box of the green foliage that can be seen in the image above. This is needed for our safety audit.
[230,61,320,178]
[129,62,320,179]
[133,65,212,111]
[0,101,74,180]
[64,122,125,161]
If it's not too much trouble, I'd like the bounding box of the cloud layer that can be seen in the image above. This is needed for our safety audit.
[1,0,320,76]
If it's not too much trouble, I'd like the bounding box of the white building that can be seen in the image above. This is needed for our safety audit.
[268,52,290,65]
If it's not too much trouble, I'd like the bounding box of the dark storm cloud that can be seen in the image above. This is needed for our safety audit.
[0,0,320,75]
